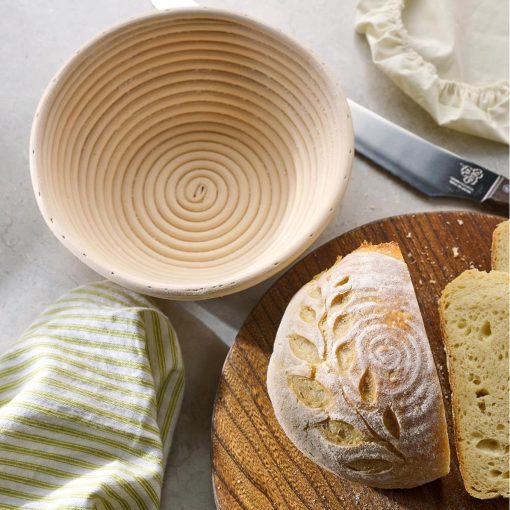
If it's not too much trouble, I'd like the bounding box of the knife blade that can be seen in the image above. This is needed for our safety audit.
[347,99,509,211]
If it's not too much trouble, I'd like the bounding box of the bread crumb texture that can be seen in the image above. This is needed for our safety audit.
[267,243,450,489]
[439,269,509,499]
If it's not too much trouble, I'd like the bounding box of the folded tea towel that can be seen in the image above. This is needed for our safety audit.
[356,0,509,143]
[0,281,184,509]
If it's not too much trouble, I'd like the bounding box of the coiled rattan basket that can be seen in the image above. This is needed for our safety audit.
[31,9,353,299]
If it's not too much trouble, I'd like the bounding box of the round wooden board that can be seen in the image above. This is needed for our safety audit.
[211,211,507,510]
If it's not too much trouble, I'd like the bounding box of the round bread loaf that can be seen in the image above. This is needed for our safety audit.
[267,242,450,488]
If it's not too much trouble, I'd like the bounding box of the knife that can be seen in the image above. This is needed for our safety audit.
[347,99,509,212]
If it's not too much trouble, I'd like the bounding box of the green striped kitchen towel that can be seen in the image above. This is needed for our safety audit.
[0,281,184,509]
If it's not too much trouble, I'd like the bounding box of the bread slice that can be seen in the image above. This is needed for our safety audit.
[492,220,509,272]
[439,270,509,499]
[267,242,450,489]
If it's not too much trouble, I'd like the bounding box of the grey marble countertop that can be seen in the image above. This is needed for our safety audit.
[0,1,508,508]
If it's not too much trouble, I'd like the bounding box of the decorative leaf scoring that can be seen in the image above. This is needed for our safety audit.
[345,458,392,474]
[382,407,400,439]
[286,275,401,480]
[359,367,377,405]
[335,275,350,287]
[288,334,321,364]
[318,313,328,343]
[333,314,350,339]
[299,305,316,323]
[331,290,350,308]
[336,341,355,375]
[288,375,331,409]
[318,419,367,446]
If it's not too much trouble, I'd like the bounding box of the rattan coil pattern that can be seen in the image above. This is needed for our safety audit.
[31,9,353,299]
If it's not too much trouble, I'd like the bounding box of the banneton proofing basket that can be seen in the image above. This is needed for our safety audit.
[30,8,353,299]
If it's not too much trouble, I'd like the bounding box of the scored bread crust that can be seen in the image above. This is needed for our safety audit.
[491,220,509,272]
[267,242,450,489]
[439,269,509,499]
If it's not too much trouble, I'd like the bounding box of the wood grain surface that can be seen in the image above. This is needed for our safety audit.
[211,211,508,510]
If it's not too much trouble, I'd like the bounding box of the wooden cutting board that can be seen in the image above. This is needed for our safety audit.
[211,211,507,510]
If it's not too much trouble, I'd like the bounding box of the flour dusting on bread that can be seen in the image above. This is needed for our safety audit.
[267,242,450,488]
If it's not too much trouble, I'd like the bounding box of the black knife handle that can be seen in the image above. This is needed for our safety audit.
[482,176,510,215]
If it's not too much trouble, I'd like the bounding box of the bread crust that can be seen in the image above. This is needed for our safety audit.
[267,242,450,489]
[352,241,404,261]
[491,220,509,272]
[438,279,468,493]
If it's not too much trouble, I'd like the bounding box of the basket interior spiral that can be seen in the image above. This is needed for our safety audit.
[31,10,353,298]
